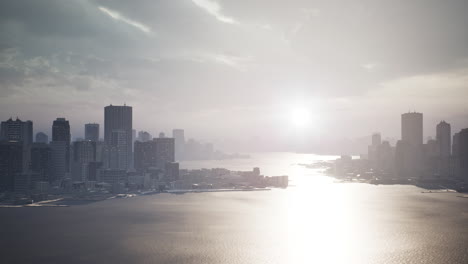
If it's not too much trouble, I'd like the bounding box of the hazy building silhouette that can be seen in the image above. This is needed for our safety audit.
[372,133,381,146]
[165,162,179,181]
[104,105,132,169]
[31,143,52,183]
[85,123,99,142]
[401,112,423,146]
[436,121,451,157]
[172,129,185,161]
[0,141,24,192]
[103,129,129,170]
[155,137,175,170]
[49,141,68,181]
[134,140,157,172]
[457,129,468,182]
[52,118,71,173]
[0,118,33,146]
[72,141,96,181]
[35,132,48,144]
[137,131,152,142]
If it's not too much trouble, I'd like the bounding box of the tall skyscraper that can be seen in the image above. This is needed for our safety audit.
[52,118,71,173]
[457,129,468,182]
[31,143,52,182]
[134,140,157,172]
[372,133,381,147]
[0,118,33,146]
[35,132,48,144]
[155,137,175,169]
[436,121,451,157]
[104,105,132,169]
[85,123,99,142]
[401,112,423,146]
[172,129,185,161]
[72,140,96,181]
[103,129,129,170]
[0,141,24,192]
[49,141,68,181]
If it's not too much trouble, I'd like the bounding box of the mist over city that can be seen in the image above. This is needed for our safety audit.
[1,1,468,264]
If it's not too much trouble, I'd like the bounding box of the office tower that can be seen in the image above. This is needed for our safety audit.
[0,118,33,146]
[436,121,451,157]
[165,162,179,181]
[85,123,99,142]
[0,141,23,192]
[159,132,165,138]
[401,112,423,146]
[103,130,128,170]
[49,141,68,181]
[134,140,157,172]
[457,129,468,181]
[453,132,460,157]
[52,118,71,173]
[35,132,48,144]
[104,105,132,169]
[72,141,96,181]
[31,143,52,182]
[172,129,185,161]
[372,133,381,146]
[137,131,152,142]
[155,137,175,169]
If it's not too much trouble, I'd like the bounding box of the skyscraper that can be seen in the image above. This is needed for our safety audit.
[72,140,96,181]
[52,118,71,173]
[0,118,33,146]
[31,143,52,182]
[172,129,185,161]
[134,140,157,172]
[103,129,129,170]
[104,105,132,169]
[155,137,175,169]
[401,112,423,146]
[0,141,24,192]
[457,129,468,182]
[85,123,99,142]
[35,132,48,144]
[436,121,451,157]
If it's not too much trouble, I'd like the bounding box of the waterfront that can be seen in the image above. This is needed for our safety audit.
[1,153,467,264]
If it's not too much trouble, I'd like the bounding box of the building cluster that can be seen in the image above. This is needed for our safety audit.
[335,112,468,187]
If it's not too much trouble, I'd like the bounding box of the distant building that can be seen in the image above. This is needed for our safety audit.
[436,121,451,157]
[97,169,127,184]
[372,133,381,146]
[457,129,468,182]
[85,123,99,142]
[49,141,68,182]
[0,141,24,192]
[52,118,71,173]
[165,162,179,181]
[137,131,152,142]
[103,130,129,170]
[172,129,185,161]
[35,132,48,144]
[31,143,52,183]
[401,112,423,146]
[0,117,33,146]
[134,140,157,172]
[104,105,132,169]
[72,141,96,181]
[155,137,175,169]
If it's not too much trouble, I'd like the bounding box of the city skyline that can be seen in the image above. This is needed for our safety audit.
[1,1,468,151]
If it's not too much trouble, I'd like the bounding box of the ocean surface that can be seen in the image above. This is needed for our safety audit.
[1,152,467,264]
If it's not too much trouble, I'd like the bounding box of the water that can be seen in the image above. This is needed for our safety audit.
[1,152,467,263]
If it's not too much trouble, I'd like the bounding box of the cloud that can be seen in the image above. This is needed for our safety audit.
[98,6,152,34]
[191,0,237,24]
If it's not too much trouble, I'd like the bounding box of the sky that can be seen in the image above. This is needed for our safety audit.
[1,0,468,153]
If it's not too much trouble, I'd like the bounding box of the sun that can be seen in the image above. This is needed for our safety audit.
[290,107,310,127]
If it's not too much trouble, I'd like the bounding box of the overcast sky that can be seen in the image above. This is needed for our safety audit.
[1,0,468,152]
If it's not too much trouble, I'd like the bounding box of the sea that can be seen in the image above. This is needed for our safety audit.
[0,152,467,264]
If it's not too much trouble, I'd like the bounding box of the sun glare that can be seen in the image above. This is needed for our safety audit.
[290,107,310,127]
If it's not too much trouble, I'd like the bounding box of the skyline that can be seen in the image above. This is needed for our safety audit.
[1,1,468,151]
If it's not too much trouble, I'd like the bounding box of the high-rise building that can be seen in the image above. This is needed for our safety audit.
[172,129,185,161]
[72,141,96,181]
[453,132,460,157]
[35,132,48,144]
[104,105,132,169]
[436,121,451,157]
[0,141,24,192]
[31,143,52,183]
[401,112,423,146]
[134,140,157,172]
[85,123,99,142]
[103,130,129,170]
[155,137,175,169]
[137,131,152,142]
[49,141,68,182]
[165,162,179,181]
[52,118,71,173]
[457,129,468,182]
[0,118,33,146]
[372,133,381,147]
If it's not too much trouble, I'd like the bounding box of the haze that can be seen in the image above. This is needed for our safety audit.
[1,0,468,153]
